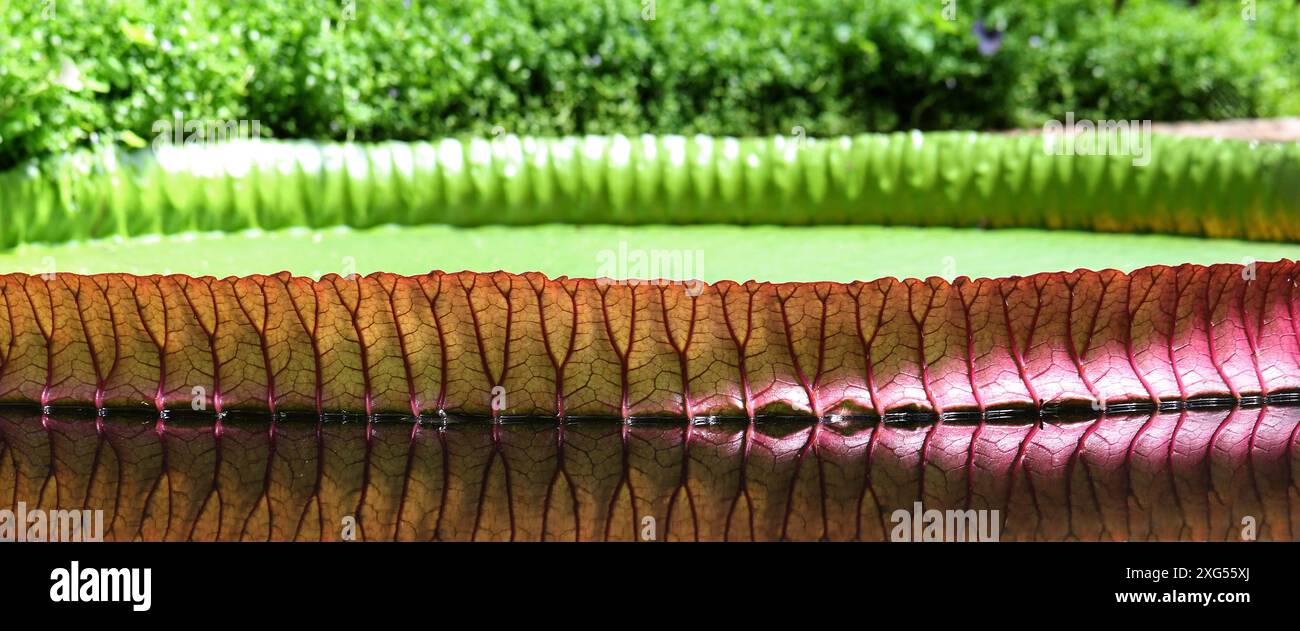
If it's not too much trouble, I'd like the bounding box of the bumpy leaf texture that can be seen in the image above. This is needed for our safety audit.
[4,134,1299,247]
[1,262,1299,417]
[3,409,1298,541]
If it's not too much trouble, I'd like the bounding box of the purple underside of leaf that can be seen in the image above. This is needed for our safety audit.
[0,261,1296,418]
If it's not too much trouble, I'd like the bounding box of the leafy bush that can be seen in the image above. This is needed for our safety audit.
[1,0,1296,170]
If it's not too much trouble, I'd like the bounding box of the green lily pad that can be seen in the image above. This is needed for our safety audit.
[4,223,1294,282]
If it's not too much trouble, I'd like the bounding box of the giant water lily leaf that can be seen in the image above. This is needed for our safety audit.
[1,262,1295,417]
[4,134,1299,248]
[2,224,1299,281]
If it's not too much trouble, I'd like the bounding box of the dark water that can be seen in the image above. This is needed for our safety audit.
[2,405,1297,541]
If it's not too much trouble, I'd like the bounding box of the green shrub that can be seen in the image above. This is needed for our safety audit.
[1,0,1296,170]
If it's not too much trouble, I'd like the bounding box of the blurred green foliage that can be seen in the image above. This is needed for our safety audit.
[1,0,1296,169]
